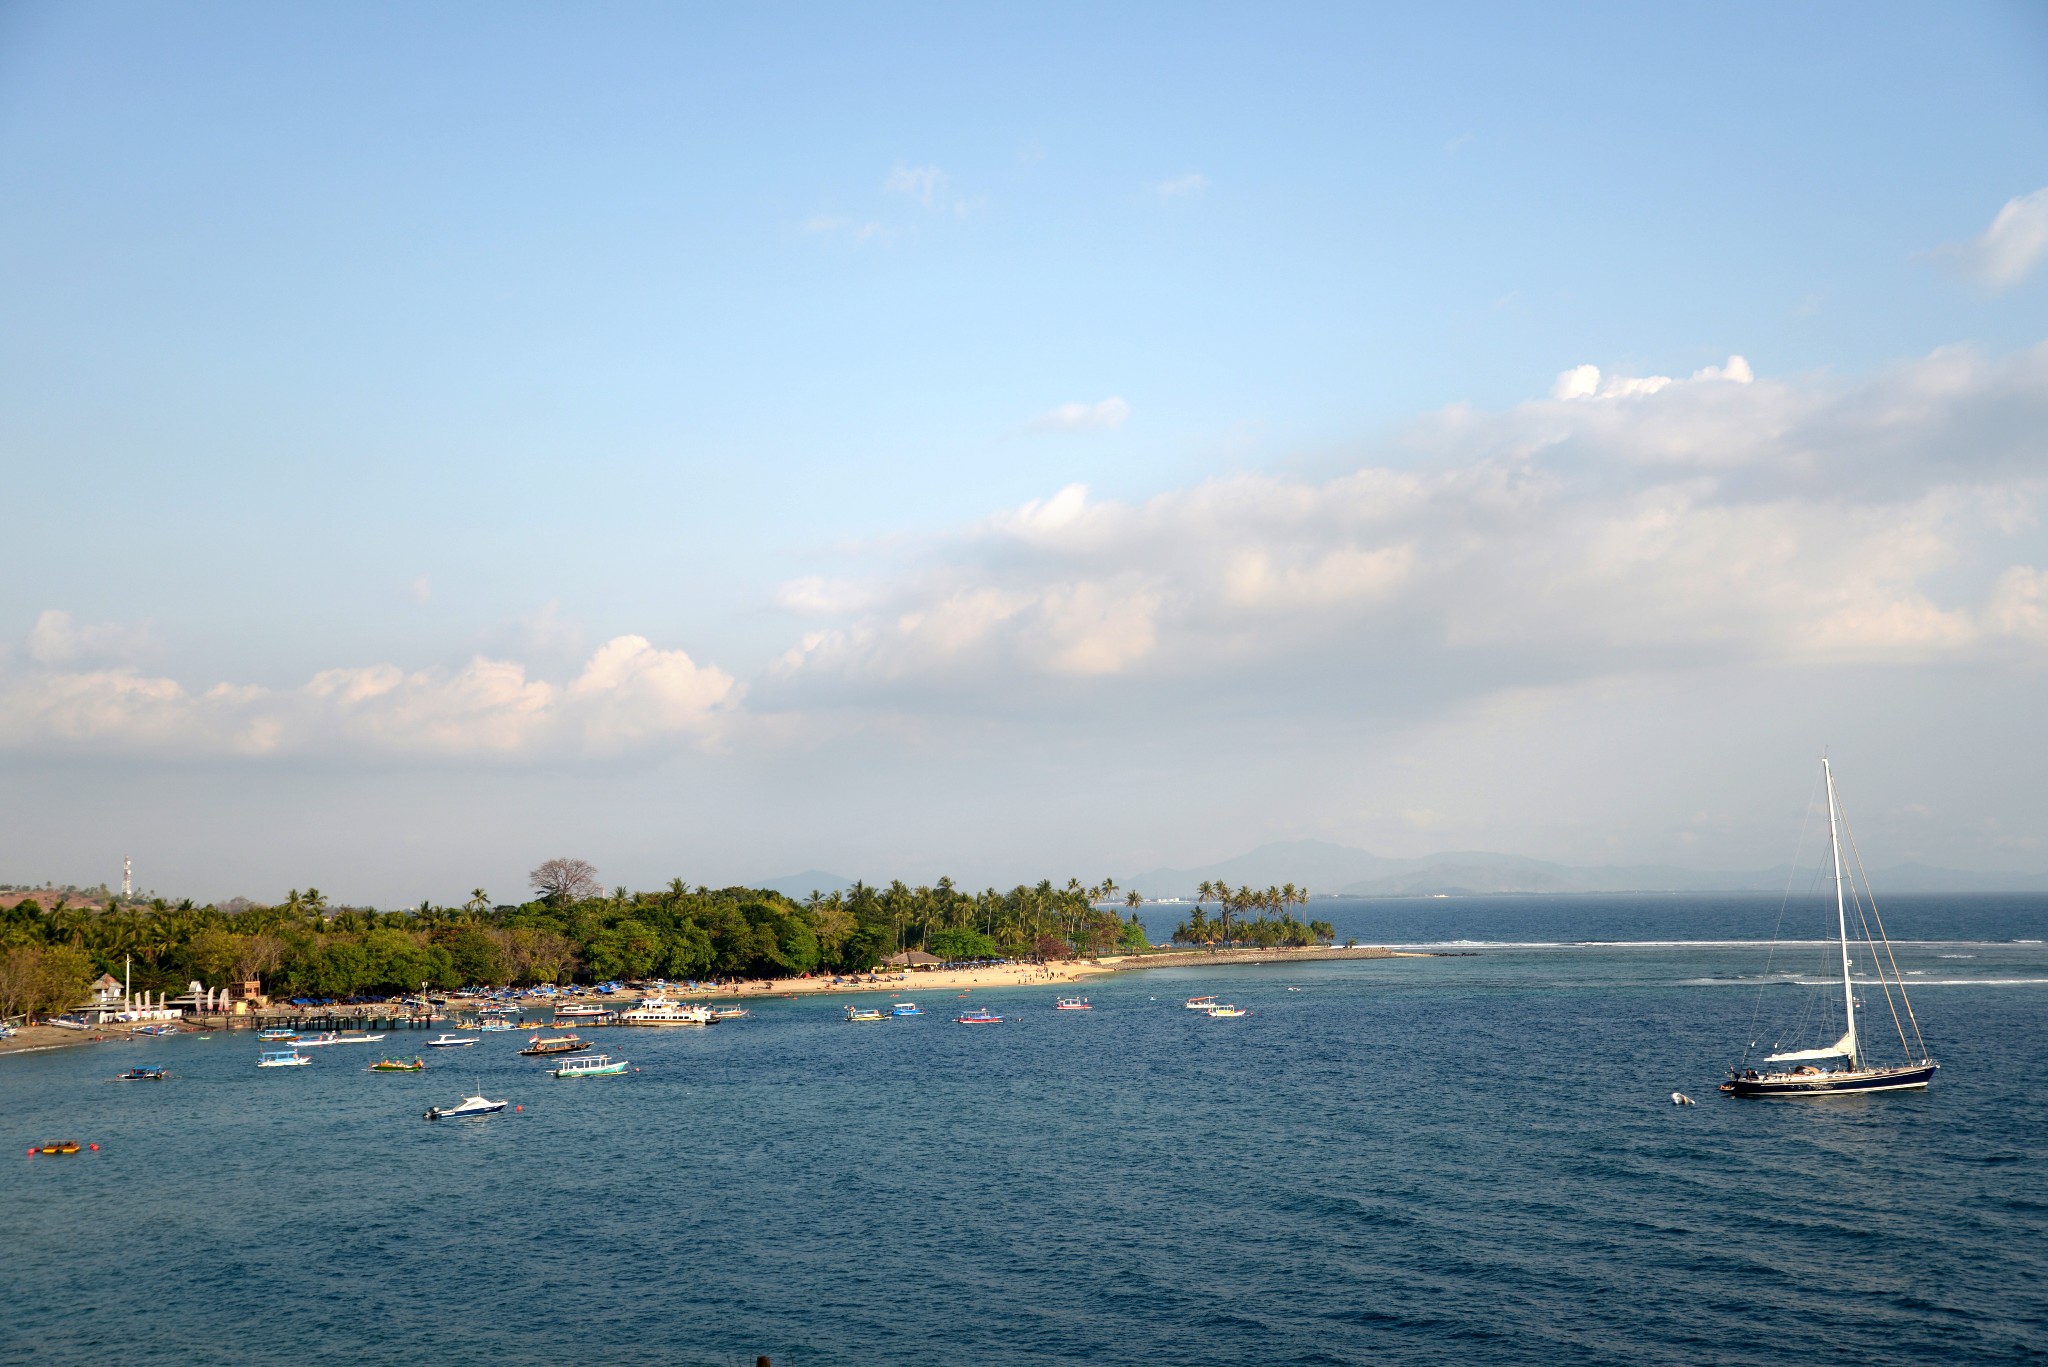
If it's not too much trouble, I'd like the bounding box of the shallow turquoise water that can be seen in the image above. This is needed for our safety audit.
[4,903,2044,1366]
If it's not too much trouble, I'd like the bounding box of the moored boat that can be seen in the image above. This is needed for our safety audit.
[1183,996,1217,1010]
[551,1053,630,1078]
[710,1006,750,1020]
[427,1034,478,1048]
[118,1066,169,1081]
[1721,759,1938,1098]
[889,1002,923,1017]
[424,1092,509,1120]
[844,1005,886,1022]
[1204,1004,1249,1018]
[519,1034,591,1056]
[369,1058,425,1072]
[955,1007,1003,1024]
[620,998,715,1026]
[1054,996,1091,1010]
[257,1048,311,1068]
[256,1028,297,1042]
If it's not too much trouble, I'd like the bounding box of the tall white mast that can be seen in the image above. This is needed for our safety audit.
[122,856,132,899]
[1823,758,1857,1067]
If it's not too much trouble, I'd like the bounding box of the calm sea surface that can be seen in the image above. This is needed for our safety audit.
[5,896,2044,1366]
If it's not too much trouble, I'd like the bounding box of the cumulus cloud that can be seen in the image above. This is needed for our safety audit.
[1152,172,1209,199]
[1552,355,1752,401]
[1942,187,2048,290]
[26,609,150,665]
[1027,397,1130,434]
[766,343,2048,709]
[0,633,738,759]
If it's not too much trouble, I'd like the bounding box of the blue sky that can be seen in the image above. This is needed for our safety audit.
[3,3,2047,903]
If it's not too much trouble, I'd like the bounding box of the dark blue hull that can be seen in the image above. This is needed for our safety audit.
[1721,1061,1937,1096]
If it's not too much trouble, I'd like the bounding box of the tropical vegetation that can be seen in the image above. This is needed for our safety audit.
[0,866,1164,1011]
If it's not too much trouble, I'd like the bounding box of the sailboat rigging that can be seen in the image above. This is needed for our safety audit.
[1721,759,1938,1098]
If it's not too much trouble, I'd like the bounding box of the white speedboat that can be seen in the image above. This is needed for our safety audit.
[292,1031,386,1047]
[424,1092,509,1120]
[427,1034,478,1048]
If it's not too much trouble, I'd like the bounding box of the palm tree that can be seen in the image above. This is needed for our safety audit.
[1125,889,1142,910]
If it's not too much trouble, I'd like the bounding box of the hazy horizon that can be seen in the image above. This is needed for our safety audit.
[4,5,2047,906]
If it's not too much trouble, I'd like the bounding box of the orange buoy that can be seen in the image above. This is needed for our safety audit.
[89,1143,98,1151]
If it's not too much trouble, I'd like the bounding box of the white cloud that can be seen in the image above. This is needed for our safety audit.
[1943,187,2048,290]
[26,609,150,665]
[1027,396,1130,434]
[768,344,2048,707]
[884,163,947,209]
[1152,172,1209,199]
[0,635,737,760]
[1552,355,1751,402]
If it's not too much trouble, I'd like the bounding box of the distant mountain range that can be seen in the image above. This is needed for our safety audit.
[753,843,2048,902]
[1124,839,2048,898]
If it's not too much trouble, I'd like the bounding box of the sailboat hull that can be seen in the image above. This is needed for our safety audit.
[1721,1062,1937,1097]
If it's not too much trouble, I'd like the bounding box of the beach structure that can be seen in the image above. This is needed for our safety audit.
[880,950,943,971]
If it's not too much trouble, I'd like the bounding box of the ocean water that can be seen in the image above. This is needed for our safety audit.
[4,897,2044,1366]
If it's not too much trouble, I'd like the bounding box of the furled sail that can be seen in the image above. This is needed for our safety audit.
[1766,1027,1856,1064]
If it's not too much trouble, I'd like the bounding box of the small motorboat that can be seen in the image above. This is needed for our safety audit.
[1054,996,1091,1010]
[1183,996,1218,1010]
[844,1006,886,1022]
[130,1024,178,1036]
[551,1053,630,1078]
[294,1032,385,1057]
[424,1092,510,1120]
[956,1008,1003,1025]
[710,1006,750,1020]
[257,1028,298,1042]
[519,1034,591,1056]
[118,1067,168,1081]
[890,1002,924,1017]
[257,1048,311,1068]
[369,1058,426,1072]
[1204,1004,1250,1018]
[427,1034,478,1048]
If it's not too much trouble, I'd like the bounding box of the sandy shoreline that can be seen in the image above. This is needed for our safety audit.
[1,945,1416,1055]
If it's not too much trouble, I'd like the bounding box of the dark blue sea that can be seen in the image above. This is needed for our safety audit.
[5,895,2044,1366]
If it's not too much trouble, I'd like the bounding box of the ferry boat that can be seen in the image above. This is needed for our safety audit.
[368,1058,426,1072]
[426,1034,478,1048]
[519,1033,591,1056]
[1054,996,1092,1010]
[257,1048,311,1068]
[889,1002,924,1017]
[551,1003,611,1020]
[118,1066,168,1081]
[424,1091,508,1120]
[256,1028,297,1042]
[620,998,715,1026]
[551,1053,630,1078]
[1183,996,1218,1010]
[955,1008,1003,1025]
[1204,1004,1250,1018]
[1721,759,1939,1098]
[844,1005,886,1022]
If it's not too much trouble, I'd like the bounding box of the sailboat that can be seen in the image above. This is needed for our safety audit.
[1721,760,1938,1097]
